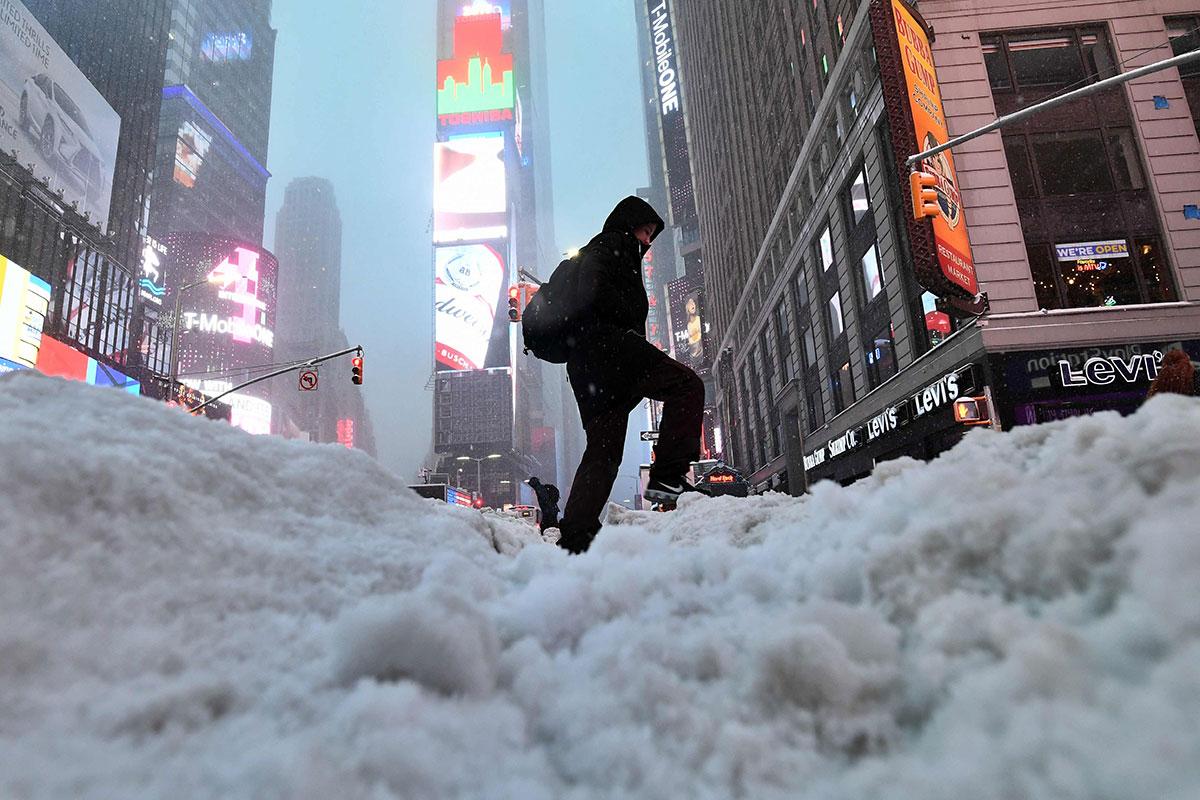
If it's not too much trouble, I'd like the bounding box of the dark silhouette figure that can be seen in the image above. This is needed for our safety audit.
[526,476,560,532]
[556,197,705,554]
[1147,349,1197,399]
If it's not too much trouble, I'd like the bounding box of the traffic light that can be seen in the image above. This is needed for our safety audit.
[351,356,363,385]
[507,285,521,322]
[909,171,941,220]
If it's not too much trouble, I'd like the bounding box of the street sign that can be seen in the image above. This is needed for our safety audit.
[640,430,660,442]
[299,368,319,391]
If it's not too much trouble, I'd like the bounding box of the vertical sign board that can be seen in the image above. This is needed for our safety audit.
[870,0,978,300]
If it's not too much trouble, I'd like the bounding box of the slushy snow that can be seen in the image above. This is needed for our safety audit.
[1,370,1198,799]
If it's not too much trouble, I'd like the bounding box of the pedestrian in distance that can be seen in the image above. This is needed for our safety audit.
[526,476,560,533]
[546,196,706,554]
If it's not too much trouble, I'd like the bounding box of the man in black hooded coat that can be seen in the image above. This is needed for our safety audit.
[557,196,706,554]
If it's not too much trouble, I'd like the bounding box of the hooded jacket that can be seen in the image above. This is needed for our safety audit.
[572,196,665,336]
[566,197,667,426]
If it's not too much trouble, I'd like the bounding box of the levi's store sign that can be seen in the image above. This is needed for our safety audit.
[804,366,972,472]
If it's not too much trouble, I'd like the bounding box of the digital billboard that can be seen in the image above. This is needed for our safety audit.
[435,242,509,371]
[457,1,511,31]
[0,0,121,232]
[166,235,278,402]
[434,133,508,242]
[667,275,707,373]
[173,121,213,189]
[437,12,514,118]
[201,31,254,63]
[0,254,50,369]
[182,378,272,435]
[36,335,140,394]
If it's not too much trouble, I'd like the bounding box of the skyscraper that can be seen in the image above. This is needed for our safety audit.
[272,176,374,454]
[149,0,277,244]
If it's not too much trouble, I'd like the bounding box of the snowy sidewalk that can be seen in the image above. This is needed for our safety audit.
[2,371,1198,799]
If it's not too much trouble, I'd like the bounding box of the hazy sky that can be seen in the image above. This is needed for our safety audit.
[264,0,649,480]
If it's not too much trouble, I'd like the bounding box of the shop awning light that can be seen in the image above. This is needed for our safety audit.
[954,396,991,426]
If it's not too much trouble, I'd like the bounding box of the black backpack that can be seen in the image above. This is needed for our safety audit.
[521,257,581,363]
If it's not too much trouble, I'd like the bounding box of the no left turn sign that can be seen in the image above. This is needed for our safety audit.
[299,368,319,391]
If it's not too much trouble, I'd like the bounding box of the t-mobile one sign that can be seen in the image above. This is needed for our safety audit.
[647,0,680,115]
[184,247,274,348]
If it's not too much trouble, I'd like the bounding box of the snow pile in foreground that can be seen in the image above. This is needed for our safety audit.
[2,371,1198,800]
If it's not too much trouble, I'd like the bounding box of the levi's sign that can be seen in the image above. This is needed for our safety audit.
[803,366,973,471]
[1058,352,1162,388]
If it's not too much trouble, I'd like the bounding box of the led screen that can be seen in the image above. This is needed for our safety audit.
[173,121,213,189]
[457,1,511,31]
[435,243,508,371]
[35,335,140,394]
[437,12,514,116]
[0,255,51,368]
[0,0,121,232]
[201,31,253,62]
[434,133,507,242]
[667,276,707,373]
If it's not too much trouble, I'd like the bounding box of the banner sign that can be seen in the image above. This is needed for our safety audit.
[0,0,121,232]
[870,0,978,300]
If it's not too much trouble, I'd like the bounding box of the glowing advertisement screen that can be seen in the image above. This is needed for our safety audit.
[201,31,253,62]
[435,243,508,371]
[173,121,213,188]
[437,12,513,117]
[434,133,507,242]
[458,1,511,31]
[35,335,140,394]
[0,254,50,368]
[0,0,121,232]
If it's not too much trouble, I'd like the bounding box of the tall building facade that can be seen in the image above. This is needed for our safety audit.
[431,0,567,506]
[670,0,1200,492]
[633,0,719,460]
[149,0,276,245]
[1,0,172,386]
[273,177,376,456]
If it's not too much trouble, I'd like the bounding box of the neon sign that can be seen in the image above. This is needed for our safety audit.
[647,1,681,114]
[203,247,273,348]
[139,238,166,305]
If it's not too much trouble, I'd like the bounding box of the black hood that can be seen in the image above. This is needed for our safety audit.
[601,196,665,250]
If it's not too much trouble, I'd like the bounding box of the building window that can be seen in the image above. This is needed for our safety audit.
[860,243,885,302]
[864,325,898,389]
[1168,17,1200,141]
[985,26,1178,310]
[817,226,834,271]
[847,166,870,224]
[775,301,796,384]
[827,290,844,339]
[830,360,854,414]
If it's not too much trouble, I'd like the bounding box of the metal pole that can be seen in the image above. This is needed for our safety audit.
[476,458,483,498]
[908,48,1200,168]
[189,344,362,416]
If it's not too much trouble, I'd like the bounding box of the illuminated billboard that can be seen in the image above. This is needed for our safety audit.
[0,254,51,369]
[183,378,272,435]
[437,12,514,117]
[173,121,213,189]
[458,1,511,31]
[36,335,140,394]
[870,0,978,300]
[166,234,278,390]
[0,0,121,233]
[201,31,253,62]
[667,275,708,373]
[434,133,508,242]
[435,242,509,371]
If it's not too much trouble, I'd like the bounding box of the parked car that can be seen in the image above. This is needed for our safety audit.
[20,73,105,203]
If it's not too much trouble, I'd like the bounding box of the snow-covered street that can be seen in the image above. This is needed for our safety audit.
[2,371,1198,799]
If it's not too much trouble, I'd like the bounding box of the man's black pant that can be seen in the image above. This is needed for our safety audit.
[558,351,704,553]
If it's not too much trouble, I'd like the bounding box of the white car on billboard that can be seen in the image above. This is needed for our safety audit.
[20,73,106,207]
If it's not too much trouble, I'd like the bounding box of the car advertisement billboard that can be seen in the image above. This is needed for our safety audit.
[435,242,510,372]
[0,254,50,369]
[0,0,121,233]
[434,132,508,243]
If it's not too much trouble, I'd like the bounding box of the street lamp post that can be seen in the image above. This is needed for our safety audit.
[456,453,503,501]
[168,276,218,396]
